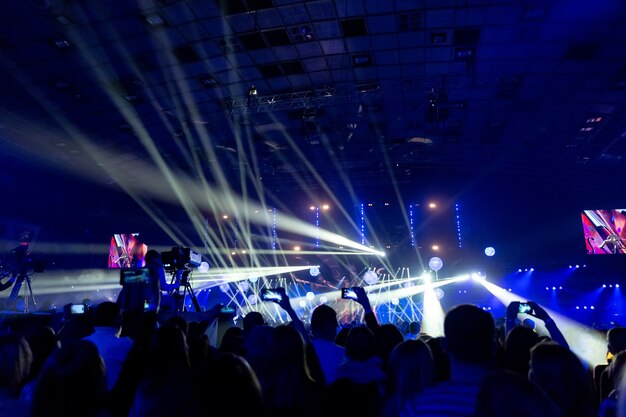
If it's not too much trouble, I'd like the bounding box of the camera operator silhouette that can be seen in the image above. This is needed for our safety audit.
[116,250,179,314]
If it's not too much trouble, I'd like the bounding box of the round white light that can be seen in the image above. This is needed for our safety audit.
[434,288,444,300]
[247,294,257,305]
[309,266,320,277]
[484,247,495,257]
[363,270,379,285]
[428,257,443,271]
[299,300,307,308]
[319,296,328,303]
[391,297,400,306]
[248,276,258,283]
[306,291,315,300]
[197,261,210,272]
[219,283,230,293]
[238,281,249,293]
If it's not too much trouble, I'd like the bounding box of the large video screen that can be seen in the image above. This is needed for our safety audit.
[108,233,148,268]
[581,209,626,254]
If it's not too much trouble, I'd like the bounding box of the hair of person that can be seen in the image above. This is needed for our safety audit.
[387,339,434,401]
[376,324,405,364]
[444,304,495,364]
[30,340,106,417]
[242,311,265,333]
[475,370,563,417]
[310,304,338,341]
[608,327,626,355]
[504,325,540,375]
[529,341,596,417]
[345,326,376,362]
[144,249,162,264]
[0,333,32,397]
[92,301,122,328]
[409,321,421,334]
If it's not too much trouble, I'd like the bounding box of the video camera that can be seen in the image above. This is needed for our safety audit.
[161,246,201,271]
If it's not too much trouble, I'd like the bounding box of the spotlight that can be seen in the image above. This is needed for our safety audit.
[294,246,301,251]
[432,245,440,251]
[610,285,613,288]
[576,306,580,310]
[434,288,444,300]
[428,202,437,208]
[248,85,258,96]
[530,268,535,272]
[575,265,580,268]
[238,281,249,292]
[247,294,257,305]
[391,297,400,305]
[298,300,307,308]
[309,266,320,277]
[518,269,522,272]
[484,247,495,257]
[603,284,607,288]
[319,296,328,303]
[546,287,549,290]
[322,204,330,211]
[590,306,595,310]
[471,272,485,281]
[249,276,259,283]
[309,206,315,210]
[306,292,315,300]
[559,286,562,290]
[552,286,556,290]
[219,283,230,293]
[617,284,620,288]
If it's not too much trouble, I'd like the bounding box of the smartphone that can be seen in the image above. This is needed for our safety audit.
[260,288,282,302]
[341,288,358,301]
[120,268,150,285]
[70,304,85,314]
[518,303,532,314]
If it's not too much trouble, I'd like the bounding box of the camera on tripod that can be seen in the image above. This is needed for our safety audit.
[161,246,201,271]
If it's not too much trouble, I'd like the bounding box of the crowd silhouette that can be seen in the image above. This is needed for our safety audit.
[1,286,626,417]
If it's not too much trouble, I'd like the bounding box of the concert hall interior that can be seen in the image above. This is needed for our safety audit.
[1,0,626,344]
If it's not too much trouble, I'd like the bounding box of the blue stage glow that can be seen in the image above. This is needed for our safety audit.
[409,204,416,248]
[360,203,365,245]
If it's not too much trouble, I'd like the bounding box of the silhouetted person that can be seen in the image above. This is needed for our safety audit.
[310,304,344,384]
[405,321,422,341]
[401,304,496,417]
[504,325,539,376]
[597,327,626,400]
[261,325,326,417]
[83,301,133,391]
[475,370,563,417]
[327,326,386,417]
[382,339,434,417]
[0,333,32,417]
[31,340,107,417]
[130,325,192,417]
[529,341,596,417]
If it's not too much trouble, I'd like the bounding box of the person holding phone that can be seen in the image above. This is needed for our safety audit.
[505,301,568,349]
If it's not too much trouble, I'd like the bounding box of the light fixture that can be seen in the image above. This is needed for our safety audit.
[309,266,320,277]
[248,85,258,96]
[428,257,443,271]
[484,247,495,257]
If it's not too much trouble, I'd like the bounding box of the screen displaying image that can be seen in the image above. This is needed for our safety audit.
[108,233,148,268]
[581,209,626,254]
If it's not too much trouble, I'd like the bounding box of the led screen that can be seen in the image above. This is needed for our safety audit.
[108,233,148,268]
[581,209,626,254]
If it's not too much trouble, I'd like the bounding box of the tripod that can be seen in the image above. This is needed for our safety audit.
[7,267,37,312]
[173,269,201,313]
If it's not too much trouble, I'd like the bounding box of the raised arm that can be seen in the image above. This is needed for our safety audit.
[352,286,380,331]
